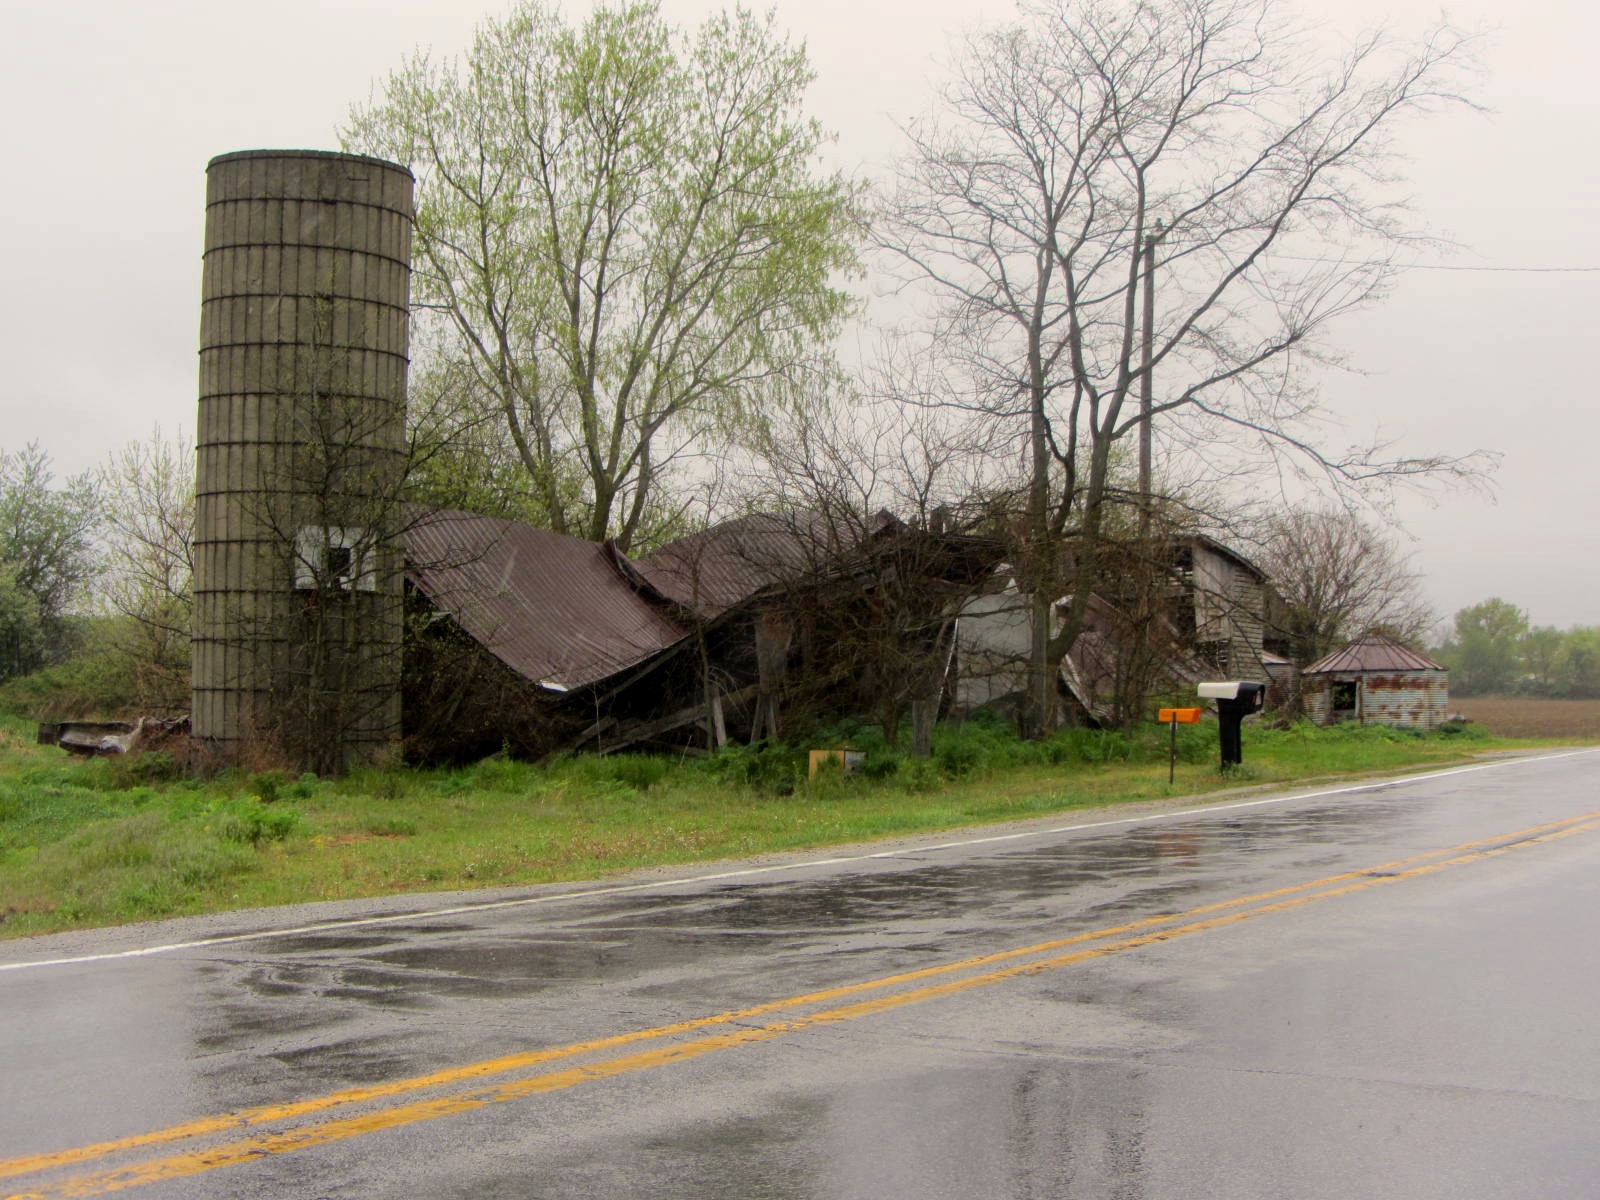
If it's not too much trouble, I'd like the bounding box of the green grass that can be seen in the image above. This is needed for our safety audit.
[0,711,1560,940]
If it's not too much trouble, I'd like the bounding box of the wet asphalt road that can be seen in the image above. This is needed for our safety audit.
[3,749,1599,1199]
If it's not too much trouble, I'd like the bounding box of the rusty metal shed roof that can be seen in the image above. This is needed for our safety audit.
[1303,633,1445,675]
[406,511,688,692]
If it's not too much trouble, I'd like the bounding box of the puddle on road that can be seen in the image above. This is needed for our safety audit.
[572,802,1384,943]
[268,1034,424,1085]
[267,933,400,954]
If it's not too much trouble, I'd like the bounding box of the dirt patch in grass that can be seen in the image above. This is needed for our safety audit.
[1451,696,1600,740]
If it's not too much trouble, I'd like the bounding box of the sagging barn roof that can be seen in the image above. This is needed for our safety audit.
[1303,633,1444,675]
[405,510,689,692]
[407,507,1006,727]
[636,511,899,618]
[1056,592,1212,725]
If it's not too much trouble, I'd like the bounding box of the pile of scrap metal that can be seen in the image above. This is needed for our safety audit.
[401,509,1003,762]
[37,716,190,756]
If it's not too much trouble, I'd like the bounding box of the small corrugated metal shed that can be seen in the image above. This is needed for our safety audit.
[1301,633,1448,730]
[405,510,689,693]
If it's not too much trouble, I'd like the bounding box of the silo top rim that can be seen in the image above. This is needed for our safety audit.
[207,149,412,177]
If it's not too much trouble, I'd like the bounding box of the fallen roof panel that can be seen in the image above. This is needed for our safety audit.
[635,512,845,618]
[406,511,688,692]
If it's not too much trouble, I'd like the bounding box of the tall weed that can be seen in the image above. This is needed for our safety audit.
[215,798,300,846]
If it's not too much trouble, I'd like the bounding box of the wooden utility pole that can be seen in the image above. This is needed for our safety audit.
[1138,223,1160,540]
[1132,223,1162,725]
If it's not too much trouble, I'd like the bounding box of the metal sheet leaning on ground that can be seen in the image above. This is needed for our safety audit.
[2,749,1598,1199]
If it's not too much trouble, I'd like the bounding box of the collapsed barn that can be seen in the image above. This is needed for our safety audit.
[401,510,1004,761]
[953,534,1278,728]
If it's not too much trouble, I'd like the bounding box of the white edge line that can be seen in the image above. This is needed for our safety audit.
[3,749,1595,973]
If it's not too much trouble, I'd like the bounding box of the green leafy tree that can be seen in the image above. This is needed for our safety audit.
[0,563,45,683]
[96,428,194,710]
[1519,625,1565,696]
[1446,598,1528,695]
[1557,627,1600,698]
[403,352,594,530]
[0,443,99,680]
[344,0,863,551]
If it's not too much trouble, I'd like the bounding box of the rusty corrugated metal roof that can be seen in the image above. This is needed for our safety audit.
[1302,633,1445,675]
[636,512,855,618]
[637,510,999,620]
[406,511,688,692]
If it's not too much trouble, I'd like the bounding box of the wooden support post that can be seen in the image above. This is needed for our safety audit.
[710,693,727,749]
[911,700,934,758]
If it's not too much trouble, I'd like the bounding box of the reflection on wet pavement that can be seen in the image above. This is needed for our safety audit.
[230,802,1400,1004]
[184,796,1411,1103]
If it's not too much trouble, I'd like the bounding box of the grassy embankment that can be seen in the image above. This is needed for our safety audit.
[0,709,1583,941]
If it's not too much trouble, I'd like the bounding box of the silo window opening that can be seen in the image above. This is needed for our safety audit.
[326,544,355,584]
[295,526,375,592]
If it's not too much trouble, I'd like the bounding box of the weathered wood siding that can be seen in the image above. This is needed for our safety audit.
[954,585,1041,711]
[1192,542,1268,680]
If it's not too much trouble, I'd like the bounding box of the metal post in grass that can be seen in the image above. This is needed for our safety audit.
[1157,707,1202,783]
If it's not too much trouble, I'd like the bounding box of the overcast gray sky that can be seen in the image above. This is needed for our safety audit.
[3,0,1596,631]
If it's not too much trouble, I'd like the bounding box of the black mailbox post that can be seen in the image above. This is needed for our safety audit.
[1198,681,1267,768]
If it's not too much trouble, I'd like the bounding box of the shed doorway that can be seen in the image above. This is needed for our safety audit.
[1331,679,1358,721]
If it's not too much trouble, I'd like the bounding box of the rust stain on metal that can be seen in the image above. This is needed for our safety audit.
[1302,634,1449,731]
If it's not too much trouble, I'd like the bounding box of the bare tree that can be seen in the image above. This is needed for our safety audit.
[1254,507,1432,666]
[738,394,1003,749]
[877,0,1484,734]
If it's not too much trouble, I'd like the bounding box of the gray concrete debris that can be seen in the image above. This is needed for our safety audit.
[37,715,189,756]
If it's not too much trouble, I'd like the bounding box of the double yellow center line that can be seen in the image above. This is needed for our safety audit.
[4,808,1597,1199]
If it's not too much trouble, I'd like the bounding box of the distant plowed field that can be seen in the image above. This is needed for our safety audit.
[1451,696,1600,739]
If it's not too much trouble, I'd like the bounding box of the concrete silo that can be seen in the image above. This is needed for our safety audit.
[193,150,413,771]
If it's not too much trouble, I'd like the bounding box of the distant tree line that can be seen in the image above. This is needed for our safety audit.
[1432,599,1600,698]
[0,444,98,685]
[0,434,193,716]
